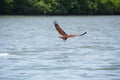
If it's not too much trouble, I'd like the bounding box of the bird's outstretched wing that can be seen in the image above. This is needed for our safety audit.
[54,21,68,36]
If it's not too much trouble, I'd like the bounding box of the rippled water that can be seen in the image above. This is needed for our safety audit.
[0,16,120,80]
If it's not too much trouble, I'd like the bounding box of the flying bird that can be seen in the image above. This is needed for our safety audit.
[54,21,87,41]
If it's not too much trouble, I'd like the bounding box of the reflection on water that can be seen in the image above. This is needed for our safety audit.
[0,16,120,80]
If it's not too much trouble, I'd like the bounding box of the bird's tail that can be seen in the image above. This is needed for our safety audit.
[79,32,87,36]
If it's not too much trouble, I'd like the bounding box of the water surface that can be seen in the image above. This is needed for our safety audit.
[0,16,120,80]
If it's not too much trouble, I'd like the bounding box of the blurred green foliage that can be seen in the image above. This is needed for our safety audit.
[0,0,120,15]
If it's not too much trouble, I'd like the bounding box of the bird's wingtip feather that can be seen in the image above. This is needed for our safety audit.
[54,21,57,25]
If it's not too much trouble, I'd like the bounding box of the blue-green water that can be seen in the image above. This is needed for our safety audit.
[0,16,120,80]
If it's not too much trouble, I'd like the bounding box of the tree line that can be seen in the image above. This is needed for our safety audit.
[0,0,120,15]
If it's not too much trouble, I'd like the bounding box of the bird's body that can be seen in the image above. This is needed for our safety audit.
[54,21,87,41]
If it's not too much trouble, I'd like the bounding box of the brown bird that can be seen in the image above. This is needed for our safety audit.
[54,21,87,41]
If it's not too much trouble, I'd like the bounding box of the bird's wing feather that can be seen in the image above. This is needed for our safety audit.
[79,32,87,36]
[54,21,68,36]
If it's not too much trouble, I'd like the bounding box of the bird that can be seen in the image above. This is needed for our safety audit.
[54,21,87,41]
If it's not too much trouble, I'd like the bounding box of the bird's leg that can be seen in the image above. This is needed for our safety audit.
[63,40,66,43]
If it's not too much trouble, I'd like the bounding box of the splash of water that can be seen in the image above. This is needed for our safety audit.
[0,53,12,57]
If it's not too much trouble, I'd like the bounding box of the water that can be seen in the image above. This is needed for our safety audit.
[0,16,120,80]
